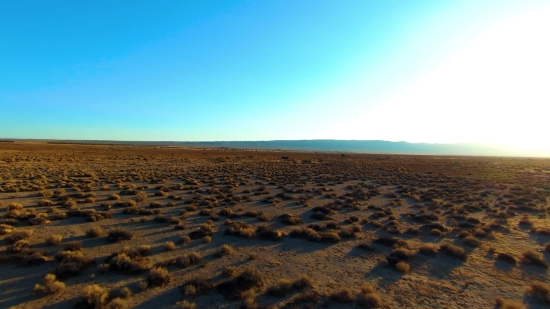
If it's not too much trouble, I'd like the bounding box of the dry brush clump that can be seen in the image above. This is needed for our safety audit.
[82,284,108,308]
[87,226,105,238]
[6,229,33,243]
[495,297,526,309]
[147,267,170,287]
[267,274,314,297]
[526,280,550,303]
[356,282,382,308]
[104,248,149,273]
[106,228,134,243]
[521,250,548,268]
[182,277,214,296]
[55,249,93,278]
[47,234,63,245]
[216,244,236,257]
[225,221,256,238]
[0,223,14,235]
[439,243,467,260]
[217,267,265,300]
[33,274,65,295]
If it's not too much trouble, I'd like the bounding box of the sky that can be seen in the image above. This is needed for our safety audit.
[1,1,549,155]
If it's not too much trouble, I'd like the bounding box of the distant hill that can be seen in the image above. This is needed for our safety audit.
[12,139,544,157]
[169,140,518,156]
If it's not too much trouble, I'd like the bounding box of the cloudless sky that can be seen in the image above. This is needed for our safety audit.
[1,1,549,155]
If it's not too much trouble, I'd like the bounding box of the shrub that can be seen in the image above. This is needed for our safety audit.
[0,224,14,235]
[86,226,105,238]
[495,297,526,309]
[329,287,354,303]
[137,245,151,256]
[149,201,162,208]
[225,221,255,238]
[119,287,132,298]
[223,266,239,278]
[356,282,382,308]
[38,199,55,207]
[418,244,438,255]
[7,202,23,211]
[522,250,548,268]
[180,300,197,309]
[439,243,467,260]
[463,235,481,247]
[83,284,108,308]
[164,241,176,251]
[47,234,63,246]
[10,239,30,252]
[267,275,313,297]
[280,213,303,225]
[180,235,191,244]
[107,229,134,243]
[33,273,66,295]
[395,261,410,273]
[182,277,214,296]
[6,230,33,243]
[216,244,236,257]
[106,253,148,273]
[320,231,341,243]
[108,194,121,200]
[147,267,170,287]
[217,268,265,300]
[175,251,202,268]
[526,280,550,302]
[203,236,212,243]
[108,297,127,309]
[55,250,93,277]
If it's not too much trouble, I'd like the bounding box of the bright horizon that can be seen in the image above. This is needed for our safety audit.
[1,1,549,156]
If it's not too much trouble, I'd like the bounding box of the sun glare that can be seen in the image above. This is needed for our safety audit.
[337,8,550,153]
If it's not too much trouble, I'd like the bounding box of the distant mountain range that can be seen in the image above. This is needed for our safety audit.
[5,138,547,157]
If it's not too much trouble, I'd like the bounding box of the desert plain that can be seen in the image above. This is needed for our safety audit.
[0,142,549,309]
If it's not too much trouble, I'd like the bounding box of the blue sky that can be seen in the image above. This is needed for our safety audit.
[1,1,549,154]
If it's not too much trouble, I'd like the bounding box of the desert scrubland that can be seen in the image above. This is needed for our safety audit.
[0,142,549,309]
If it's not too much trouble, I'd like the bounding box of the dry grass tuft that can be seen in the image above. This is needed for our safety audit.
[6,230,33,243]
[83,284,108,308]
[395,261,410,273]
[107,228,134,243]
[147,267,171,287]
[33,274,65,295]
[526,280,550,302]
[216,244,236,257]
[521,250,548,268]
[495,297,526,309]
[179,300,197,309]
[329,287,354,303]
[439,243,467,260]
[164,241,176,251]
[47,234,63,246]
[357,282,382,308]
[86,226,105,238]
[267,274,313,297]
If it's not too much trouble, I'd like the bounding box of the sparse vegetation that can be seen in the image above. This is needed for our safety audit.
[1,142,549,309]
